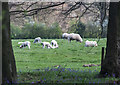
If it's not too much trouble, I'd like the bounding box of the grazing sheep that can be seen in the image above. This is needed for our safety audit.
[85,40,98,47]
[67,33,83,43]
[33,37,41,43]
[51,40,58,48]
[41,42,54,49]
[18,41,31,49]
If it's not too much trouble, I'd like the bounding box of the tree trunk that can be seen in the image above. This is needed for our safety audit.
[117,1,120,77]
[100,2,120,77]
[2,2,17,83]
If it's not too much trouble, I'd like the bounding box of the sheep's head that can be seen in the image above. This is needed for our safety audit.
[80,40,83,43]
[41,43,43,45]
[20,45,23,48]
[79,38,83,43]
[93,41,98,47]
[95,44,98,47]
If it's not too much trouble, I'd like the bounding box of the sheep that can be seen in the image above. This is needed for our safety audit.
[67,33,83,43]
[18,41,31,49]
[41,42,54,49]
[33,37,41,43]
[62,33,75,39]
[51,40,58,48]
[85,40,98,47]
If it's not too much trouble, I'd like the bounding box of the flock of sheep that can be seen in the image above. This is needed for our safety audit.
[18,37,58,49]
[18,33,98,49]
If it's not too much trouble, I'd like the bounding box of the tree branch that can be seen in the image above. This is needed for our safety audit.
[10,2,65,17]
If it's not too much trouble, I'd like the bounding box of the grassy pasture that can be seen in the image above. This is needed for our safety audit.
[12,38,119,83]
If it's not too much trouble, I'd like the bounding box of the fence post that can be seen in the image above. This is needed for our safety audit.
[101,47,104,66]
[100,47,105,74]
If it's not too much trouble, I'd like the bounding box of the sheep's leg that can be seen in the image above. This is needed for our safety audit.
[48,46,50,49]
[20,45,22,48]
[47,45,51,49]
[53,44,55,47]
[22,45,25,49]
[56,44,58,48]
[49,44,53,49]
[38,40,41,43]
[47,45,48,48]
[28,45,30,49]
[54,44,56,47]
[68,37,71,43]
[33,40,36,43]
[24,45,26,48]
[43,44,45,48]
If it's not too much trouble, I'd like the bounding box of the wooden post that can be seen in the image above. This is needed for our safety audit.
[100,47,104,73]
[101,47,104,66]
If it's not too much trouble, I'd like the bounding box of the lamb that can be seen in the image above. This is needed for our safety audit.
[85,40,98,47]
[67,33,83,43]
[18,41,31,49]
[51,40,58,48]
[33,37,41,43]
[41,42,55,49]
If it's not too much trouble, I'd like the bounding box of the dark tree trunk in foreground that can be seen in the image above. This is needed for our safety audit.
[2,2,17,83]
[117,1,120,77]
[100,2,120,77]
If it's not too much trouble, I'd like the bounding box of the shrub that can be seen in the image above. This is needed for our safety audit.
[47,22,62,39]
[68,20,107,38]
[21,23,47,39]
[84,22,107,38]
[68,20,86,37]
[11,24,22,39]
[11,22,62,39]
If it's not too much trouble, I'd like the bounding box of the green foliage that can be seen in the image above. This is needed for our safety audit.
[46,22,62,39]
[11,24,22,39]
[69,21,86,37]
[84,23,107,38]
[84,23,101,38]
[21,23,47,39]
[11,22,62,39]
[68,20,107,38]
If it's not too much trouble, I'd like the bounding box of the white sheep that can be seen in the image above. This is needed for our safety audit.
[67,33,83,43]
[51,40,58,48]
[41,42,54,49]
[33,37,41,43]
[18,41,31,49]
[85,40,98,47]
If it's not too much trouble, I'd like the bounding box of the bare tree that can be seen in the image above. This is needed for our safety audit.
[9,2,65,18]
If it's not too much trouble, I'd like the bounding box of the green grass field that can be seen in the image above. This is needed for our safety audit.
[12,38,119,83]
